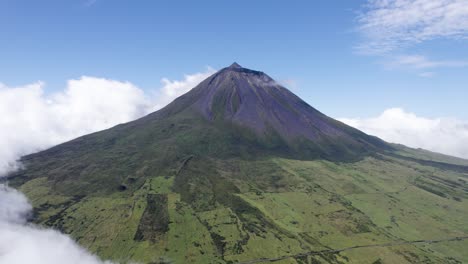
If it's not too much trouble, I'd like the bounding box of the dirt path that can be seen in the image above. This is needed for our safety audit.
[238,235,468,264]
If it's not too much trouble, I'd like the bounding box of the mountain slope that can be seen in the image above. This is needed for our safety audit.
[149,62,389,159]
[8,64,468,264]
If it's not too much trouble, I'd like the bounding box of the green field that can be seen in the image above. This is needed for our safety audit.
[16,153,468,264]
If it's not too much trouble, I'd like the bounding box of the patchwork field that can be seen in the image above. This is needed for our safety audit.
[15,152,468,264]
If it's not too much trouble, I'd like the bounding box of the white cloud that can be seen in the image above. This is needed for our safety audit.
[84,0,98,7]
[153,67,215,110]
[339,108,468,159]
[278,79,298,90]
[0,68,214,177]
[418,71,436,78]
[0,184,31,225]
[356,0,468,54]
[387,54,468,69]
[0,184,113,264]
[0,78,149,176]
[355,1,468,76]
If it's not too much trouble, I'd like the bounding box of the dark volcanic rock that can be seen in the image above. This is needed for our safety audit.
[153,63,389,156]
[193,63,348,140]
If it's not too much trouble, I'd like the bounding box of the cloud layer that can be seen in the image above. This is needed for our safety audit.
[0,68,214,176]
[357,0,468,54]
[339,108,468,159]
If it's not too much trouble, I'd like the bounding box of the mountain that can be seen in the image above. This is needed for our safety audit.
[9,64,468,264]
[153,62,388,160]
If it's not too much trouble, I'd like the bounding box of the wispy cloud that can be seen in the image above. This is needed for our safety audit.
[382,54,468,75]
[278,79,298,90]
[356,0,468,54]
[339,108,468,159]
[418,71,435,78]
[355,0,468,75]
[84,0,98,7]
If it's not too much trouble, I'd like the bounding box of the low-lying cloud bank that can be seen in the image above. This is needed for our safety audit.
[339,108,468,159]
[0,68,214,176]
[0,184,113,264]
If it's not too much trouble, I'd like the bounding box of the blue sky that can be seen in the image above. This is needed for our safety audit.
[1,0,468,119]
[1,2,468,263]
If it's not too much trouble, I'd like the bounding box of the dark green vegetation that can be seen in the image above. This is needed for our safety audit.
[8,64,468,263]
